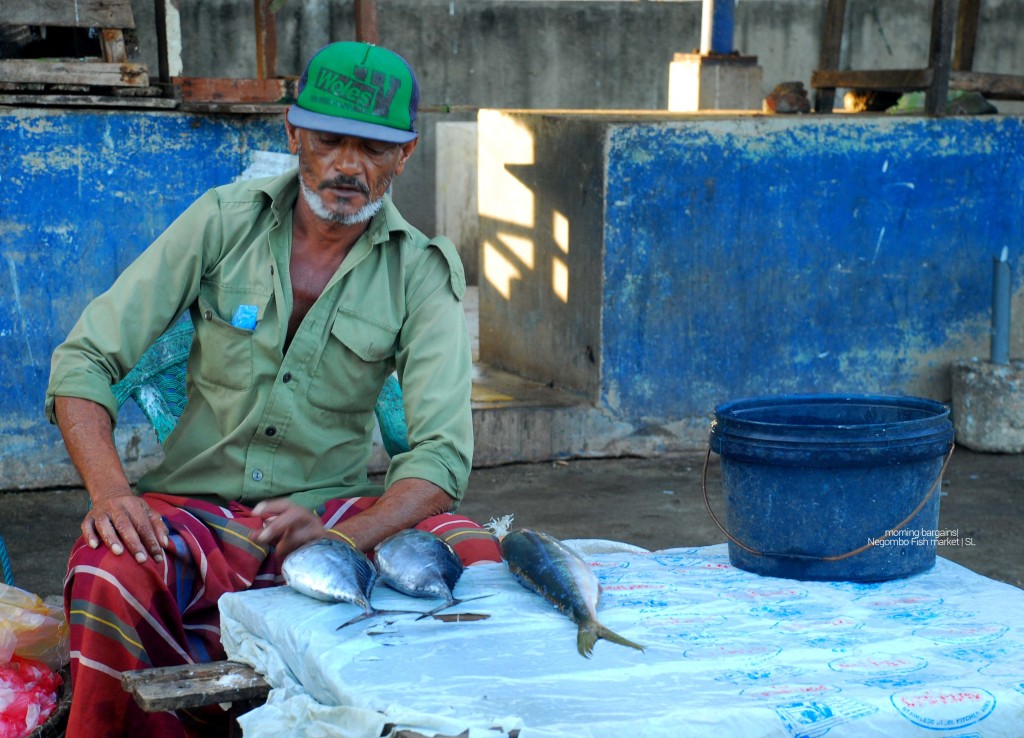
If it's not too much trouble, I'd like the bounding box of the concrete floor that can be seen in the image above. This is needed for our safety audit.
[2,446,1021,601]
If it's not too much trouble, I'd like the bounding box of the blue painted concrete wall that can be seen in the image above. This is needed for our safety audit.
[1,108,288,488]
[601,116,1023,422]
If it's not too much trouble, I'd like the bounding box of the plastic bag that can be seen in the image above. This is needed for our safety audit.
[0,585,68,671]
[0,655,63,738]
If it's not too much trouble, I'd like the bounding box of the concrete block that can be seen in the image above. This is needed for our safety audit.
[435,121,480,286]
[668,53,764,112]
[951,359,1024,453]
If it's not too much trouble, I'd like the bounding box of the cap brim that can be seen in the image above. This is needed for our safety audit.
[287,105,418,144]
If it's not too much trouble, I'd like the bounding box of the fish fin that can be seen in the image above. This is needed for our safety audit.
[336,610,375,630]
[414,594,493,621]
[484,513,515,539]
[336,608,420,630]
[577,621,645,657]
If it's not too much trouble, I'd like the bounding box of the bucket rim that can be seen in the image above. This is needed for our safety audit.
[713,393,950,431]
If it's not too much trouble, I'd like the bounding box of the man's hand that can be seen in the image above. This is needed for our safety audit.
[55,396,170,564]
[253,499,330,559]
[85,492,169,563]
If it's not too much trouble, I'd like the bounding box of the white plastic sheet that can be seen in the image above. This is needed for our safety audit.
[220,544,1024,738]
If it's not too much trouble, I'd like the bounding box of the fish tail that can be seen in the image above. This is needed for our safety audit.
[577,620,645,658]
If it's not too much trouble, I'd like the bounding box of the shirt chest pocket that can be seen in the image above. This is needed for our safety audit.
[307,312,399,413]
[191,292,268,391]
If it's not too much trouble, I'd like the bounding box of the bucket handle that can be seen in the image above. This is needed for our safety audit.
[701,442,955,563]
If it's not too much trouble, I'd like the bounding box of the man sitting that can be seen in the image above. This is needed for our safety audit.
[45,41,501,737]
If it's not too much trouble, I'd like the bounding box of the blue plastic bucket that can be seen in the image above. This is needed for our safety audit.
[707,394,954,582]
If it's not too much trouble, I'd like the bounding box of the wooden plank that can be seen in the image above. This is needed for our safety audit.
[953,0,981,72]
[811,68,933,92]
[0,60,148,88]
[174,77,295,103]
[121,661,270,713]
[950,70,1024,100]
[0,94,176,109]
[254,0,278,80]
[814,0,848,113]
[0,0,134,29]
[100,29,128,64]
[355,0,380,44]
[925,0,958,115]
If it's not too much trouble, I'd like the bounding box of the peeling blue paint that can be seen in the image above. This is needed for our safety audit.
[0,108,288,479]
[602,116,1024,419]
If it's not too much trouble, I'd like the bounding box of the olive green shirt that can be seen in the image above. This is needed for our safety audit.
[45,170,473,510]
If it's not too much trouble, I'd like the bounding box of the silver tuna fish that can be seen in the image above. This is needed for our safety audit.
[501,528,645,658]
[282,537,416,628]
[374,529,488,620]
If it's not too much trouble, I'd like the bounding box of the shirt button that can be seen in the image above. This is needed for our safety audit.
[282,372,292,383]
[204,310,213,320]
[265,426,277,437]
[251,469,264,481]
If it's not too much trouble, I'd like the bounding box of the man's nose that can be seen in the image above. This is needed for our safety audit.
[329,138,363,175]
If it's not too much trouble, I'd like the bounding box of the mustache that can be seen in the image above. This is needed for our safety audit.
[318,175,370,196]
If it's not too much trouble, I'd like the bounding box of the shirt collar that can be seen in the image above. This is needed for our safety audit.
[249,169,417,246]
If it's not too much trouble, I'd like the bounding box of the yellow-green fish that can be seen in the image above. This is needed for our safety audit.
[501,528,644,658]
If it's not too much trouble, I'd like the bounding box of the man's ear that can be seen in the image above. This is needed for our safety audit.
[394,138,419,176]
[284,109,301,154]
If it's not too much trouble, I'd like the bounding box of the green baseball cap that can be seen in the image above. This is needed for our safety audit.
[288,41,419,144]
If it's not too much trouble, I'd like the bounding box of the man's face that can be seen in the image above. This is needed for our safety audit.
[286,119,417,226]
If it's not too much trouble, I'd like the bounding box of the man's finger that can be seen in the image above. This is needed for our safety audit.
[92,513,125,556]
[111,508,150,563]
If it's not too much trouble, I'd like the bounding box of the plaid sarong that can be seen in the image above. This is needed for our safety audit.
[63,493,502,738]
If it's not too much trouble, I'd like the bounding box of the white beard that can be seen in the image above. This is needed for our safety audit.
[299,178,385,225]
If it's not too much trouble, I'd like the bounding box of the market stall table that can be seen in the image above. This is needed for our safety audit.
[219,543,1024,738]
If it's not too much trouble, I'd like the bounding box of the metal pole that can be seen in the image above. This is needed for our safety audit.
[700,0,735,56]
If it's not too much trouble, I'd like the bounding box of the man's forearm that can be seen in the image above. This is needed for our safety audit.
[54,396,133,504]
[333,477,453,551]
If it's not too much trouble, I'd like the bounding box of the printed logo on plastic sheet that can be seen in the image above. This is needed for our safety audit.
[684,641,782,666]
[716,665,807,686]
[774,617,863,635]
[740,682,840,702]
[601,582,671,609]
[913,622,1009,646]
[862,675,927,690]
[828,654,928,676]
[890,686,996,731]
[720,586,809,604]
[854,592,946,623]
[638,614,727,643]
[774,697,878,738]
[978,653,1024,677]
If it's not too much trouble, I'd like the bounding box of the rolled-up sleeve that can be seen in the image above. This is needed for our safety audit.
[45,190,220,425]
[384,237,473,505]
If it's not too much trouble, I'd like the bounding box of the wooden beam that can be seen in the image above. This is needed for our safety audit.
[121,661,269,713]
[814,0,848,113]
[154,0,184,84]
[355,0,380,44]
[0,93,176,109]
[953,0,981,72]
[925,0,958,115]
[254,0,278,80]
[950,70,1024,100]
[811,68,933,92]
[0,0,135,29]
[0,60,148,88]
[174,77,295,104]
[100,29,128,63]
